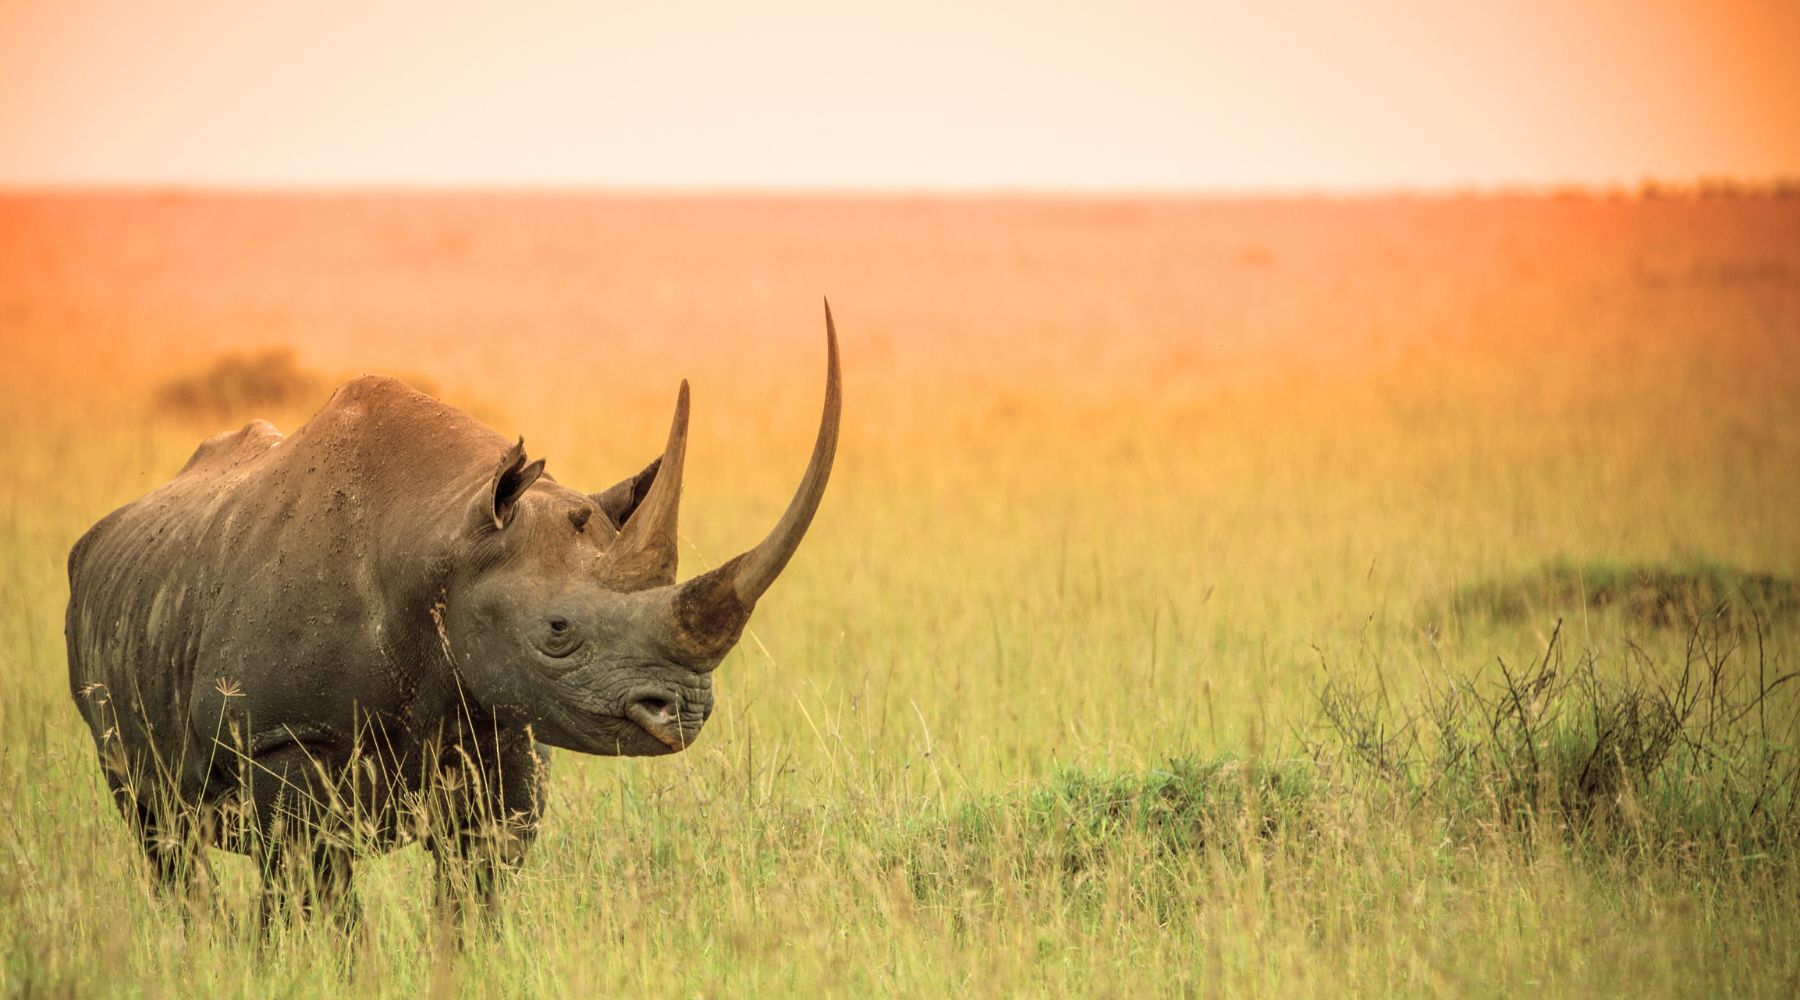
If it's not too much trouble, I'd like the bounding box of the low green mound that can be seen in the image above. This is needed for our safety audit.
[886,756,1314,911]
[1447,559,1797,626]
[990,755,1310,860]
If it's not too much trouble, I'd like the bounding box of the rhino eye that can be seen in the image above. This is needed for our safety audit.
[541,616,582,659]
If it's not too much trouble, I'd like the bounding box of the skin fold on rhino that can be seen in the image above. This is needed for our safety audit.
[66,303,841,925]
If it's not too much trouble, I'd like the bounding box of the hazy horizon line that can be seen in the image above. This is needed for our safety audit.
[4,176,1799,202]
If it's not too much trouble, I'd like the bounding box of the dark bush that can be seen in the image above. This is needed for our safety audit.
[151,348,443,421]
[152,348,322,420]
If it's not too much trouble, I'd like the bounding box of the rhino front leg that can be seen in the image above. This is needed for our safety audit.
[260,837,358,933]
[245,742,361,932]
[428,734,547,930]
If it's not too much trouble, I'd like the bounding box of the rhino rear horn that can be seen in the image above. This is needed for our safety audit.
[667,301,841,660]
[599,382,689,590]
[591,456,662,530]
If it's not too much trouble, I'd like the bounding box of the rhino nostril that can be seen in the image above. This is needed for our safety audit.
[634,695,678,725]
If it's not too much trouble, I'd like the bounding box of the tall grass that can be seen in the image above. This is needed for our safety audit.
[2,192,1799,995]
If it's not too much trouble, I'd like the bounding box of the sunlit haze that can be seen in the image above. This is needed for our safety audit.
[3,0,1799,192]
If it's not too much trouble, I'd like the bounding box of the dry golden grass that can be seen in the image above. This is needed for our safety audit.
[2,192,1798,995]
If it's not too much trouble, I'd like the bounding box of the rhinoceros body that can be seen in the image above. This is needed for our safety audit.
[67,310,841,921]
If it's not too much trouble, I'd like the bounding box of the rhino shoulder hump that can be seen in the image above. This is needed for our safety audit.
[329,374,431,406]
[178,419,284,476]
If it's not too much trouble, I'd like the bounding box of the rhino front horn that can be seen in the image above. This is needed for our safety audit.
[667,300,842,662]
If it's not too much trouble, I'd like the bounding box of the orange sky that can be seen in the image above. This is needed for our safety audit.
[2,0,1797,191]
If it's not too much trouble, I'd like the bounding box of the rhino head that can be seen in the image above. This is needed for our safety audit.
[439,306,841,756]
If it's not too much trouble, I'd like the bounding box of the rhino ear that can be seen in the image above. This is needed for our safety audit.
[486,438,546,529]
[590,456,661,530]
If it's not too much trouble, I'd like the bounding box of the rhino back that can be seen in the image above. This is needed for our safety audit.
[68,376,506,795]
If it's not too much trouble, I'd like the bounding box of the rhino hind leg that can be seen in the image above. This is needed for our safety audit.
[107,775,203,894]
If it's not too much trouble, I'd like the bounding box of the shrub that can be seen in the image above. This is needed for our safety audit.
[1310,614,1800,863]
[151,348,322,420]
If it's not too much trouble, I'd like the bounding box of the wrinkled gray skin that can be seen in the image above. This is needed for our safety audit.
[67,307,840,926]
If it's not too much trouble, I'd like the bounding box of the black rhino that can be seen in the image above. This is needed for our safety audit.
[67,305,841,924]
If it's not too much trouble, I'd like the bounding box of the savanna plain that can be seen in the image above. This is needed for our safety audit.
[2,192,1799,996]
